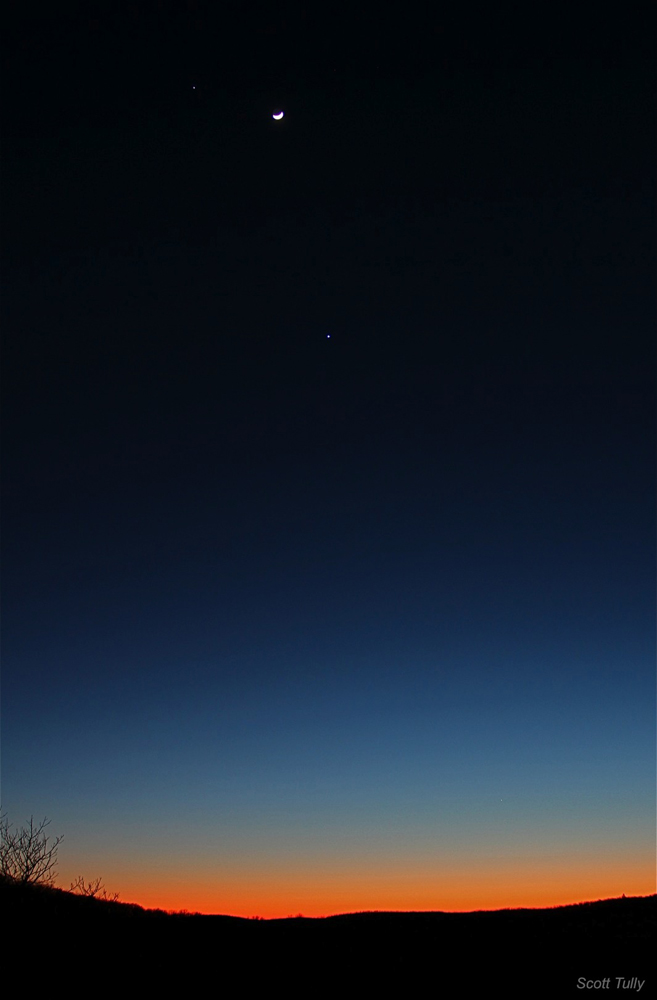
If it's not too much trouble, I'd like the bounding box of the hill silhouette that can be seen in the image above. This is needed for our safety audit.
[3,876,653,994]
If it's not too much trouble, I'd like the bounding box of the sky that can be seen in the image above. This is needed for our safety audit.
[1,2,655,916]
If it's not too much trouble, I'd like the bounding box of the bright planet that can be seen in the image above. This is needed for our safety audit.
[272,109,284,120]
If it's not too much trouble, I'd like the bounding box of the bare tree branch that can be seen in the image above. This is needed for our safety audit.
[70,874,119,901]
[0,813,63,886]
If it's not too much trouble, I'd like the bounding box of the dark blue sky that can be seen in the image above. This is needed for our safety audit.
[1,2,654,914]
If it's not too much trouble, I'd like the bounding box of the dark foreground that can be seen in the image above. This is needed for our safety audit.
[3,878,654,994]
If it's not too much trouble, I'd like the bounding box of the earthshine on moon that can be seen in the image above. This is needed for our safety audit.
[272,110,284,120]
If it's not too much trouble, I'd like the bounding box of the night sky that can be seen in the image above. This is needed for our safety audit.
[2,2,654,916]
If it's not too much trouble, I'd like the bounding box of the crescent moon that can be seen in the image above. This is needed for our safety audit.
[272,110,284,120]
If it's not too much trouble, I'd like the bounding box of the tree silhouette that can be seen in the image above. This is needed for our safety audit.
[70,875,119,902]
[0,814,63,886]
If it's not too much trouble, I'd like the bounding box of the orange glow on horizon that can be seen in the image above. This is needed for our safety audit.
[63,852,655,919]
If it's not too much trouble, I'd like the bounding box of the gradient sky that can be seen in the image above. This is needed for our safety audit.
[1,2,654,916]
